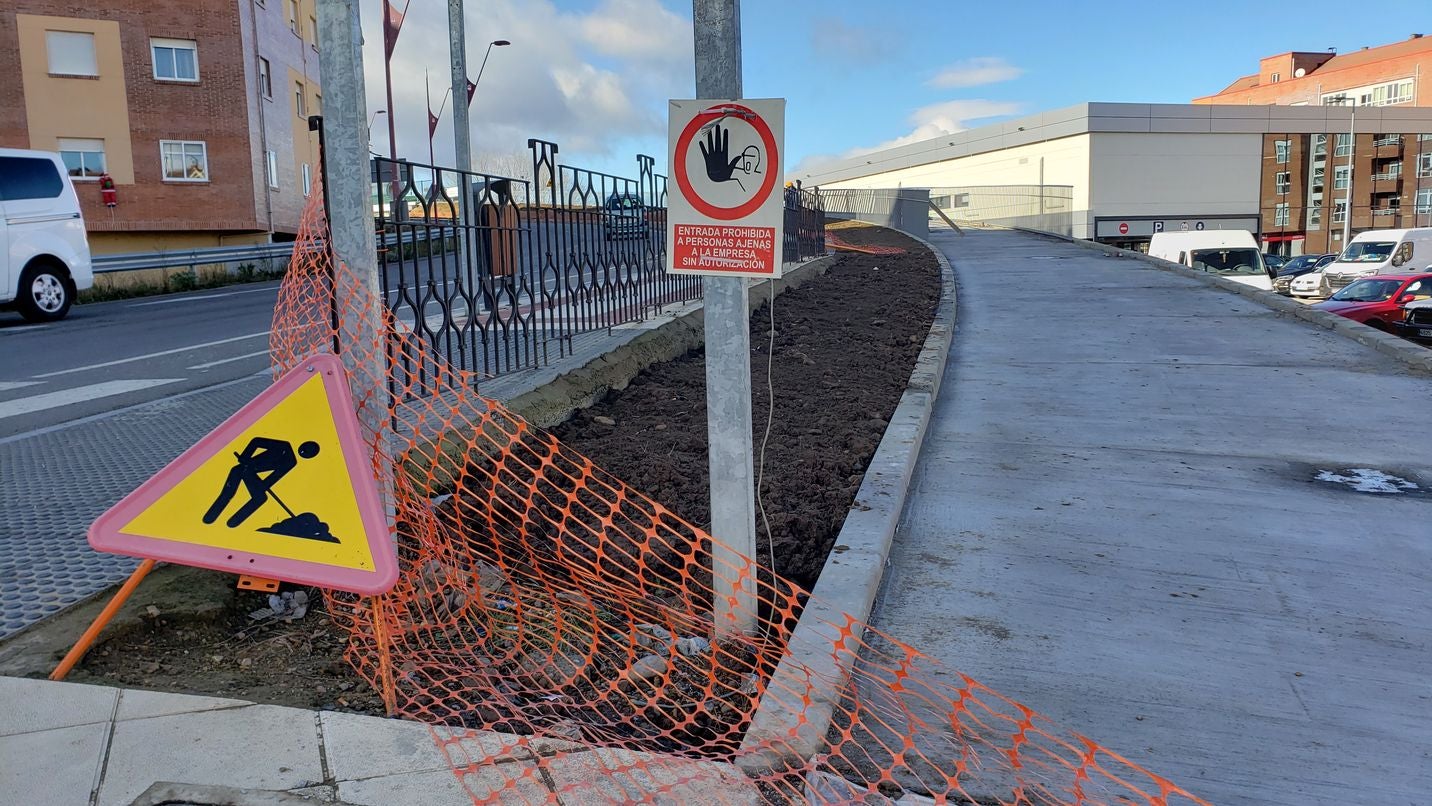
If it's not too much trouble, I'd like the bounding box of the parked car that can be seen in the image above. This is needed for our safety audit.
[1310,273,1432,331]
[1263,253,1288,272]
[1148,230,1272,290]
[1290,263,1333,299]
[602,192,649,241]
[1396,298,1432,346]
[1272,253,1336,295]
[1321,227,1432,295]
[0,148,93,321]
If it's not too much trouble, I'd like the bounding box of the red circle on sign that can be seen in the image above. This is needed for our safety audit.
[674,103,780,221]
[1118,222,1129,235]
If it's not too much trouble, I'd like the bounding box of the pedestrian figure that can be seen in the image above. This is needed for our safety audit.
[203,437,320,529]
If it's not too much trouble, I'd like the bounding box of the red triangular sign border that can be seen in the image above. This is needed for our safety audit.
[88,353,398,595]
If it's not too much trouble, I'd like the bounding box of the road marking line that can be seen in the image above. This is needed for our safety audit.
[0,381,43,392]
[32,331,271,378]
[187,349,271,370]
[0,379,184,421]
[0,324,51,335]
[129,285,280,307]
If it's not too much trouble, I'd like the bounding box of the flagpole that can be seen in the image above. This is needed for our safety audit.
[381,0,406,219]
[426,70,435,167]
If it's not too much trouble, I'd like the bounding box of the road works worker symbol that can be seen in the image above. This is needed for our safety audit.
[89,354,397,595]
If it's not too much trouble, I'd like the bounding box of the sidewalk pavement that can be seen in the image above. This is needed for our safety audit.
[866,228,1432,805]
[0,675,757,806]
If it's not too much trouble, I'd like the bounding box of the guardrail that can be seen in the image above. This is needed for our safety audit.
[92,243,296,275]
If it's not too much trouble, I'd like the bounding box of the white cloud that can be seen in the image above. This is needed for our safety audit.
[579,0,688,67]
[359,0,691,172]
[927,57,1023,89]
[792,98,1023,177]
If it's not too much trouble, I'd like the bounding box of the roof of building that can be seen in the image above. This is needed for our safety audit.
[1205,35,1431,97]
[794,102,1432,187]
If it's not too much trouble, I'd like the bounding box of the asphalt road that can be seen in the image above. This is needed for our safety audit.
[0,227,667,438]
[0,282,285,437]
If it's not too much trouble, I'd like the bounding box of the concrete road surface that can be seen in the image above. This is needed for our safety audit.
[867,228,1432,805]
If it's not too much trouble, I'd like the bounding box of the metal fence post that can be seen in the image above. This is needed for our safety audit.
[693,0,757,638]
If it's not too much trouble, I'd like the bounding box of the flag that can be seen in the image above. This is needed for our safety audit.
[465,78,477,107]
[383,1,406,59]
[427,109,439,138]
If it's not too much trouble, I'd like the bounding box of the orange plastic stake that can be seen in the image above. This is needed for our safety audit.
[50,558,157,681]
[237,575,281,593]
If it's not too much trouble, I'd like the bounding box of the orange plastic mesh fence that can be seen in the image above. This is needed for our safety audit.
[270,174,1209,805]
[824,231,908,256]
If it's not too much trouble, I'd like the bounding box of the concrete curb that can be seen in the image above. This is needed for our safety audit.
[738,230,957,772]
[1013,226,1432,374]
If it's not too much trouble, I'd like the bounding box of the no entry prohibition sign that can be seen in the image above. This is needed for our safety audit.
[667,98,786,278]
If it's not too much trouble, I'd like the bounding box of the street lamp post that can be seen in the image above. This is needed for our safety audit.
[1328,94,1355,248]
[469,39,510,160]
[367,110,386,147]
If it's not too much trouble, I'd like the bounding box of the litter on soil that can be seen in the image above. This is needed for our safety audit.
[62,222,941,716]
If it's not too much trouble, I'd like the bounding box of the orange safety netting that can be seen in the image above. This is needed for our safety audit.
[270,175,1208,805]
[824,230,909,256]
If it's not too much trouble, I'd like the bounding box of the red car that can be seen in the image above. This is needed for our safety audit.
[1311,273,1432,331]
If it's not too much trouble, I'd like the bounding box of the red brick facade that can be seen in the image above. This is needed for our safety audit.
[0,1,319,251]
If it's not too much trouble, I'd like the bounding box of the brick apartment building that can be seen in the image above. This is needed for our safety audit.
[0,0,323,254]
[1195,35,1432,255]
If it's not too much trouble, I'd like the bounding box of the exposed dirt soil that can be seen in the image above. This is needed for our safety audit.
[60,222,940,713]
[550,223,940,589]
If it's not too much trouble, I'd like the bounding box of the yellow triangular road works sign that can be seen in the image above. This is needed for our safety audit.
[89,353,397,595]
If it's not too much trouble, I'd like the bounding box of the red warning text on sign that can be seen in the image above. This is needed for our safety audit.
[671,224,776,276]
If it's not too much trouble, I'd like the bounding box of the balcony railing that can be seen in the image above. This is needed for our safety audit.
[1372,208,1400,217]
[1371,172,1402,181]
[1372,136,1402,147]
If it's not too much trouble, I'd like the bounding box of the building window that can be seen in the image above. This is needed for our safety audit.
[1274,203,1290,226]
[309,16,318,47]
[151,38,198,81]
[258,57,272,98]
[1420,153,1432,178]
[266,150,279,189]
[1274,139,1291,164]
[1312,165,1325,192]
[1270,72,1280,83]
[45,31,97,76]
[1334,134,1352,157]
[1381,161,1402,178]
[289,0,301,34]
[1275,172,1290,195]
[1313,134,1327,157]
[1309,205,1321,228]
[1332,200,1347,224]
[57,138,106,179]
[313,93,321,114]
[295,81,306,117]
[160,140,209,181]
[302,163,312,197]
[1416,188,1432,215]
[1333,165,1350,190]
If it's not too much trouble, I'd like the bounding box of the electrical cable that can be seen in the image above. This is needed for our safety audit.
[755,278,777,621]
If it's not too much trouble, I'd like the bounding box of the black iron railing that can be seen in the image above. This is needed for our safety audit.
[353,134,824,395]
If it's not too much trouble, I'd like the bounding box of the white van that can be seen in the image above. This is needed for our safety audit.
[1321,228,1432,294]
[1,148,93,321]
[1147,230,1272,291]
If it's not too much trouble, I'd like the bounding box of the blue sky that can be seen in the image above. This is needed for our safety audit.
[362,0,1428,179]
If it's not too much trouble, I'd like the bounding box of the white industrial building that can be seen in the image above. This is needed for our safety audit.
[798,102,1432,252]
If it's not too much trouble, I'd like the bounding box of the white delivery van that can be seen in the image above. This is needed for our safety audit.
[0,148,93,321]
[1321,228,1432,294]
[1147,230,1272,291]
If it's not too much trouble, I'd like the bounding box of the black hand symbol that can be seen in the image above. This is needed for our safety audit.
[699,122,746,192]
